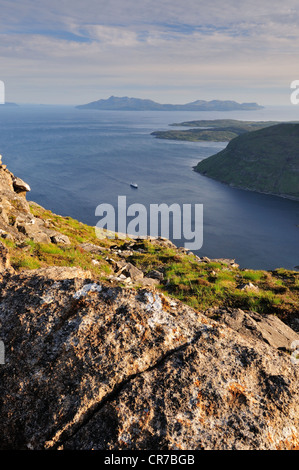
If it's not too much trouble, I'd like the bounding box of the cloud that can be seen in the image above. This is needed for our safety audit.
[76,25,139,47]
[1,0,299,104]
[1,0,299,36]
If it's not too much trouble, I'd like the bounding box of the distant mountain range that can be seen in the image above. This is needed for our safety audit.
[76,96,263,111]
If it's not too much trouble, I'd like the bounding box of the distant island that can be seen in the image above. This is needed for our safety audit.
[76,96,264,111]
[194,123,299,201]
[0,102,18,107]
[151,119,279,142]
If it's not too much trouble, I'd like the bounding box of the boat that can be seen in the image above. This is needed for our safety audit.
[130,183,138,189]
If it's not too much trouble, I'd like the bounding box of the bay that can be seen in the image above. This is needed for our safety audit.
[0,104,298,270]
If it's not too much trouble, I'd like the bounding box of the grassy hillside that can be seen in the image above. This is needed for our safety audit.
[151,119,279,142]
[194,123,299,200]
[170,119,279,130]
[151,128,242,142]
[2,201,297,328]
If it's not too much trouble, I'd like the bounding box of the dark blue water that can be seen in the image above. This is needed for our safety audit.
[0,105,298,270]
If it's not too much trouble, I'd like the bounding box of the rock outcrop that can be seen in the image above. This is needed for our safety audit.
[0,159,298,450]
[0,267,297,450]
[0,157,69,245]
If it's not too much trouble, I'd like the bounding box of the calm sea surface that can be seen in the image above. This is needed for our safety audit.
[0,104,298,270]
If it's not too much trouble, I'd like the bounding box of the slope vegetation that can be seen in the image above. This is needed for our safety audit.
[194,123,299,200]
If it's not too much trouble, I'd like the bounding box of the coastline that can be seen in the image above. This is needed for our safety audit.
[192,166,299,203]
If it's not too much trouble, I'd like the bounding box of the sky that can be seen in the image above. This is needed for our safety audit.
[0,0,299,105]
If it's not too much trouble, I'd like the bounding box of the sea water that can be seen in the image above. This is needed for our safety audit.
[0,104,298,270]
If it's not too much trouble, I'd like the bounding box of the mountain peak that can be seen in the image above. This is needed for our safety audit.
[77,96,263,111]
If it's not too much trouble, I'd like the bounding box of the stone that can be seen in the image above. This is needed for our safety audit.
[79,243,106,254]
[0,241,11,272]
[122,262,144,281]
[0,270,297,450]
[146,269,164,281]
[12,176,31,194]
[15,216,52,244]
[139,277,160,287]
[50,233,71,245]
[0,229,13,240]
[0,164,72,246]
[212,258,239,268]
[205,307,299,353]
[117,250,134,258]
[237,282,259,291]
[151,237,177,249]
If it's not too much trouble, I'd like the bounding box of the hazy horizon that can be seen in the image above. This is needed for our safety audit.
[6,95,271,107]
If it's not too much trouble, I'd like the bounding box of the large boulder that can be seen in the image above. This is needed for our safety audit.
[12,176,31,196]
[0,268,297,450]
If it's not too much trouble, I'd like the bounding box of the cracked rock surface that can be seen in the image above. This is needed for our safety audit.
[0,266,298,450]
